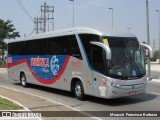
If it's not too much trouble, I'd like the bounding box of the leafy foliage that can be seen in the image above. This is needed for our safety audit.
[0,97,22,110]
[0,19,20,40]
[0,19,20,66]
[152,50,160,61]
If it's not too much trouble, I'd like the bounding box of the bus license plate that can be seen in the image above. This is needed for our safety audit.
[129,91,137,95]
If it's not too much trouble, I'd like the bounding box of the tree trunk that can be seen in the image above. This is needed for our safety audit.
[0,39,5,67]
[2,42,4,59]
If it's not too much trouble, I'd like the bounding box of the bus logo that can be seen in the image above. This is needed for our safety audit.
[50,56,60,76]
[7,57,12,63]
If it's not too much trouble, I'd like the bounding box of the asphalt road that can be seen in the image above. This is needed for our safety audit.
[0,68,160,120]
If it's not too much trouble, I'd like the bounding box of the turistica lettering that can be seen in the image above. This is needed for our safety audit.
[30,57,49,67]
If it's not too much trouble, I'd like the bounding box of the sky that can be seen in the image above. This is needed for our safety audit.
[0,0,160,50]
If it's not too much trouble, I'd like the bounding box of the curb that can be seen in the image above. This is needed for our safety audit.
[149,79,160,83]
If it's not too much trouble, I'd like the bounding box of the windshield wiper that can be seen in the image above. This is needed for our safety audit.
[130,56,142,77]
[123,39,142,78]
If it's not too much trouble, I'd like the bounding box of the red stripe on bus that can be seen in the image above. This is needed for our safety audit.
[8,56,70,84]
[8,59,28,68]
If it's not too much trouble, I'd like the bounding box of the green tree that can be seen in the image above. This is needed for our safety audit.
[152,50,160,61]
[0,19,20,66]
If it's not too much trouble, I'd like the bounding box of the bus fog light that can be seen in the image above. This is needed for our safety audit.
[112,91,117,95]
[111,82,121,88]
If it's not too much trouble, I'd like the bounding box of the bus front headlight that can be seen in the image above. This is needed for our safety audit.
[111,82,122,88]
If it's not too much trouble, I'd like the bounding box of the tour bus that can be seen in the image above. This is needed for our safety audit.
[7,27,152,100]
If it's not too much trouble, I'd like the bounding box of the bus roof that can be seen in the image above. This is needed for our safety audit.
[102,32,137,38]
[90,26,137,38]
[7,27,138,43]
[8,27,102,43]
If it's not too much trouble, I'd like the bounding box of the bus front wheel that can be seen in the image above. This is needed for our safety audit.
[20,73,28,87]
[74,81,85,100]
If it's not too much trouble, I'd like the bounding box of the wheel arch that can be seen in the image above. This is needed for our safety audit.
[19,70,25,81]
[70,77,86,94]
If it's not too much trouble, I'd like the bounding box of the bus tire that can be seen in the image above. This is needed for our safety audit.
[74,81,86,100]
[20,73,28,87]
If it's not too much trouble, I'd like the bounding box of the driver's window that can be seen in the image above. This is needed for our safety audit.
[91,45,106,75]
[135,51,141,62]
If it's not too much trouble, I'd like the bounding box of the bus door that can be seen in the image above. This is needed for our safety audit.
[91,45,107,97]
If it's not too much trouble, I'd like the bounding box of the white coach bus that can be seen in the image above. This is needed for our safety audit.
[7,27,152,100]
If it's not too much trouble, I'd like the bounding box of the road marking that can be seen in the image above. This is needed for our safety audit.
[0,86,102,120]
[0,68,7,70]
[150,92,160,96]
[148,79,160,83]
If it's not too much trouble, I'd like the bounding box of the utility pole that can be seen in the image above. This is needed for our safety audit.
[34,2,54,34]
[46,5,54,31]
[153,39,155,53]
[40,2,54,33]
[156,10,160,50]
[34,17,39,34]
[146,0,151,76]
[127,27,131,32]
[69,0,75,27]
[109,8,113,28]
[41,2,47,33]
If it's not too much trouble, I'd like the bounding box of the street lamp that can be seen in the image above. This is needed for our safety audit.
[127,27,131,32]
[156,10,160,50]
[69,0,74,27]
[109,8,113,28]
[146,0,151,76]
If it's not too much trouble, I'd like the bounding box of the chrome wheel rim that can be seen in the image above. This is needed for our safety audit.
[21,76,26,86]
[75,85,81,97]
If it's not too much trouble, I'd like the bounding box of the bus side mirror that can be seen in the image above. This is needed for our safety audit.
[140,43,153,58]
[90,42,112,60]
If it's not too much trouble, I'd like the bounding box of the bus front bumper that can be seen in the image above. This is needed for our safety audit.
[106,83,146,99]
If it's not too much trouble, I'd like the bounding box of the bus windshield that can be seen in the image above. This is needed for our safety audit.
[104,37,146,80]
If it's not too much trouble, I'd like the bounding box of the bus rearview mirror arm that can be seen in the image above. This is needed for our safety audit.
[90,42,112,60]
[140,43,153,58]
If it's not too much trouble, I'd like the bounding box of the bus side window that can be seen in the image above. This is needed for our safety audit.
[91,45,106,75]
[16,42,25,55]
[47,37,61,55]
[36,39,47,55]
[62,35,82,60]
[9,42,24,55]
[8,43,16,55]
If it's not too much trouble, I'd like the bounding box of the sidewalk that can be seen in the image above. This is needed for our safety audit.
[0,87,93,120]
[146,62,160,80]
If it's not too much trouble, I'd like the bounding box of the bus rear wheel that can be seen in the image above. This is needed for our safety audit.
[20,73,28,87]
[74,81,85,100]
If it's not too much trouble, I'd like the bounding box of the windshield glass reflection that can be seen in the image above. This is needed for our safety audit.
[103,37,146,80]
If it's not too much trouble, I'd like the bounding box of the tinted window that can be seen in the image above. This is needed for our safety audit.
[79,34,101,65]
[25,40,36,55]
[8,35,82,59]
[8,43,17,55]
[91,45,106,75]
[28,39,47,55]
[36,39,47,55]
[16,42,25,55]
[62,35,82,59]
[79,34,106,74]
[103,36,145,79]
[47,37,61,55]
